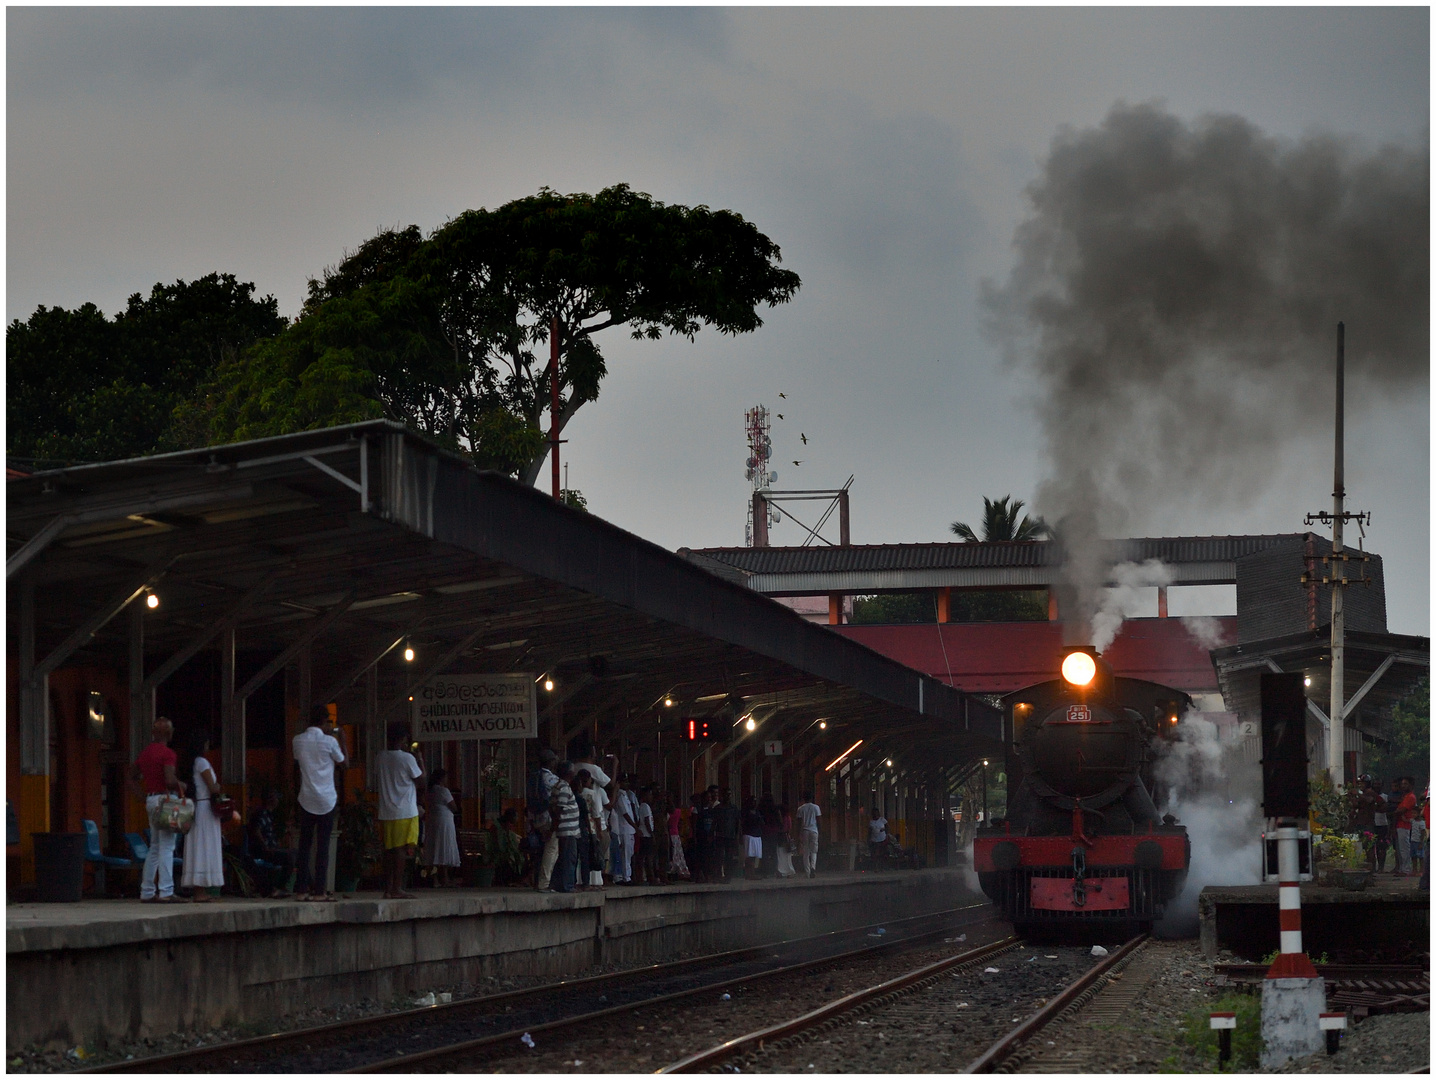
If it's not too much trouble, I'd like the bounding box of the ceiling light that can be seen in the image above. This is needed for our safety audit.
[825,739,864,772]
[886,759,893,767]
[146,593,160,609]
[1304,676,1312,687]
[403,645,415,662]
[745,716,756,731]
[544,677,554,692]
[664,697,673,707]
[819,721,827,730]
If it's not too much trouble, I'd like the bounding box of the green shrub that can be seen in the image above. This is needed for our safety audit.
[1179,992,1262,1072]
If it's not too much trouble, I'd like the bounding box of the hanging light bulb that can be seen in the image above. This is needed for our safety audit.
[664,697,673,708]
[404,644,415,662]
[818,720,827,730]
[146,593,160,609]
[544,677,554,692]
[744,715,756,732]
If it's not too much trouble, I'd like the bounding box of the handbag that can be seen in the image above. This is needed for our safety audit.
[211,795,241,825]
[151,794,195,834]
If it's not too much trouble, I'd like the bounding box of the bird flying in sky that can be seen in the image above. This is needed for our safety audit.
[792,460,802,467]
[778,392,786,399]
[776,413,784,420]
[800,433,807,445]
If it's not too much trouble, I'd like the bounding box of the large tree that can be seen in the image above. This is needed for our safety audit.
[8,273,286,465]
[196,185,801,480]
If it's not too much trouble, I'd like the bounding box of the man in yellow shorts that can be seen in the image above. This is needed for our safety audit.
[376,720,425,899]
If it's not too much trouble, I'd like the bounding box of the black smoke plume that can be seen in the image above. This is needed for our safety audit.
[984,102,1428,636]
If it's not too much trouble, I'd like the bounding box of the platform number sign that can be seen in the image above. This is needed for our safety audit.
[1066,704,1092,723]
[764,740,783,756]
[684,718,714,741]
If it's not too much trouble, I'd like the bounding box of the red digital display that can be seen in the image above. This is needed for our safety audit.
[684,718,713,741]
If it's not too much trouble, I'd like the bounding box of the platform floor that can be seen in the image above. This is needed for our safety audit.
[6,869,952,953]
[7,866,980,1051]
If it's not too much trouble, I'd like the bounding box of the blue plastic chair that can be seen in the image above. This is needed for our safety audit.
[126,830,183,881]
[83,819,137,896]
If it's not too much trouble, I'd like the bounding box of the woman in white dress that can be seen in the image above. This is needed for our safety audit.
[423,769,460,886]
[181,733,225,901]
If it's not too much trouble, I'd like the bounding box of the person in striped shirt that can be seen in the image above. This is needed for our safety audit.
[549,762,581,893]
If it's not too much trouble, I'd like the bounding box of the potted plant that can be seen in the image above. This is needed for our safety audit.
[335,799,382,893]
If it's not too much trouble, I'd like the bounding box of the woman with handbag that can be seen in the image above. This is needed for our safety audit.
[181,732,226,901]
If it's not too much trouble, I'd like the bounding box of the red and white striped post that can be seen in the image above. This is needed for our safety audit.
[1267,823,1318,978]
[1260,820,1326,1066]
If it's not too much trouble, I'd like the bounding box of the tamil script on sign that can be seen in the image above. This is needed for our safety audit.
[412,673,537,740]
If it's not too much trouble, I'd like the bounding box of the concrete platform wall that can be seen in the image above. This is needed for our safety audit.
[7,869,978,1051]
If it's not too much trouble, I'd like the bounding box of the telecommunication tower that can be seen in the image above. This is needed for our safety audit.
[744,406,780,546]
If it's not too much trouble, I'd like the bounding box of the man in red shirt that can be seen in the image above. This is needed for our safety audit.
[130,718,187,902]
[1392,776,1417,876]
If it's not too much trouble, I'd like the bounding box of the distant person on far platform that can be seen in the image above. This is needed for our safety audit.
[610,774,638,884]
[248,789,295,897]
[292,705,346,901]
[1393,776,1418,876]
[180,731,225,901]
[550,762,581,893]
[741,796,764,879]
[375,721,425,899]
[422,767,460,888]
[795,792,822,878]
[131,717,187,903]
[868,807,889,859]
[668,795,690,879]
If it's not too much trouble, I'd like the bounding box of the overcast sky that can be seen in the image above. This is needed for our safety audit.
[8,8,1429,634]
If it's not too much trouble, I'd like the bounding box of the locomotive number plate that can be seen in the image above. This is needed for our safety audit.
[1066,705,1092,722]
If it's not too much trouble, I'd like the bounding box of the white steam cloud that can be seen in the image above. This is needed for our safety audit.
[1179,615,1230,651]
[1153,712,1263,937]
[1090,558,1173,651]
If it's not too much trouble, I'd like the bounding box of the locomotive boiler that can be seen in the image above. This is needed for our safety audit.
[973,647,1191,934]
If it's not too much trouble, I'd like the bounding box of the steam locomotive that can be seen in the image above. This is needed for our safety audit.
[973,647,1191,934]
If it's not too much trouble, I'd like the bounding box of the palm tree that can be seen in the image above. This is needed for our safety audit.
[951,495,1049,543]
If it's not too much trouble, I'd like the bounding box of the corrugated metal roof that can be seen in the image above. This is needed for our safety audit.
[690,535,1306,575]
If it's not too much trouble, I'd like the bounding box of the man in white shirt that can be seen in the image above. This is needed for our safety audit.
[609,775,638,883]
[292,706,346,900]
[868,807,888,859]
[375,720,425,899]
[795,791,822,878]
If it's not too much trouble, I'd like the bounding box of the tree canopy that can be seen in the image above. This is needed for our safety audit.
[7,274,286,466]
[951,495,1049,543]
[1365,678,1429,791]
[193,185,801,480]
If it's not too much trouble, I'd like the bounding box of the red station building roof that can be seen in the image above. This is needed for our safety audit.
[836,616,1235,696]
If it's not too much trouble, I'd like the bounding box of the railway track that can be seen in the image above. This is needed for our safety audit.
[82,903,1000,1074]
[663,932,1145,1073]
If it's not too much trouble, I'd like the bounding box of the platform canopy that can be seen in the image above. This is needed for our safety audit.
[7,421,1001,786]
[1211,626,1429,749]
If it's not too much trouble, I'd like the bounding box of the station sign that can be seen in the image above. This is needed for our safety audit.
[412,673,537,740]
[764,740,783,756]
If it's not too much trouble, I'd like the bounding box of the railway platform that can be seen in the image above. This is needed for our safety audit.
[1198,874,1428,959]
[7,865,979,1052]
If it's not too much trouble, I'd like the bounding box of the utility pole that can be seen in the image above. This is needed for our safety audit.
[1303,323,1370,789]
[1329,323,1345,789]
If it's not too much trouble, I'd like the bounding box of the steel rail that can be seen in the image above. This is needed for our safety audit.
[964,932,1148,1073]
[660,936,1021,1073]
[353,912,1008,1073]
[81,902,990,1074]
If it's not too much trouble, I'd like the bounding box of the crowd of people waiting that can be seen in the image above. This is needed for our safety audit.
[525,747,824,893]
[128,713,831,902]
[1347,773,1429,882]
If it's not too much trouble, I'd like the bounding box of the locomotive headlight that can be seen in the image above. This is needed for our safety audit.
[1061,651,1097,687]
